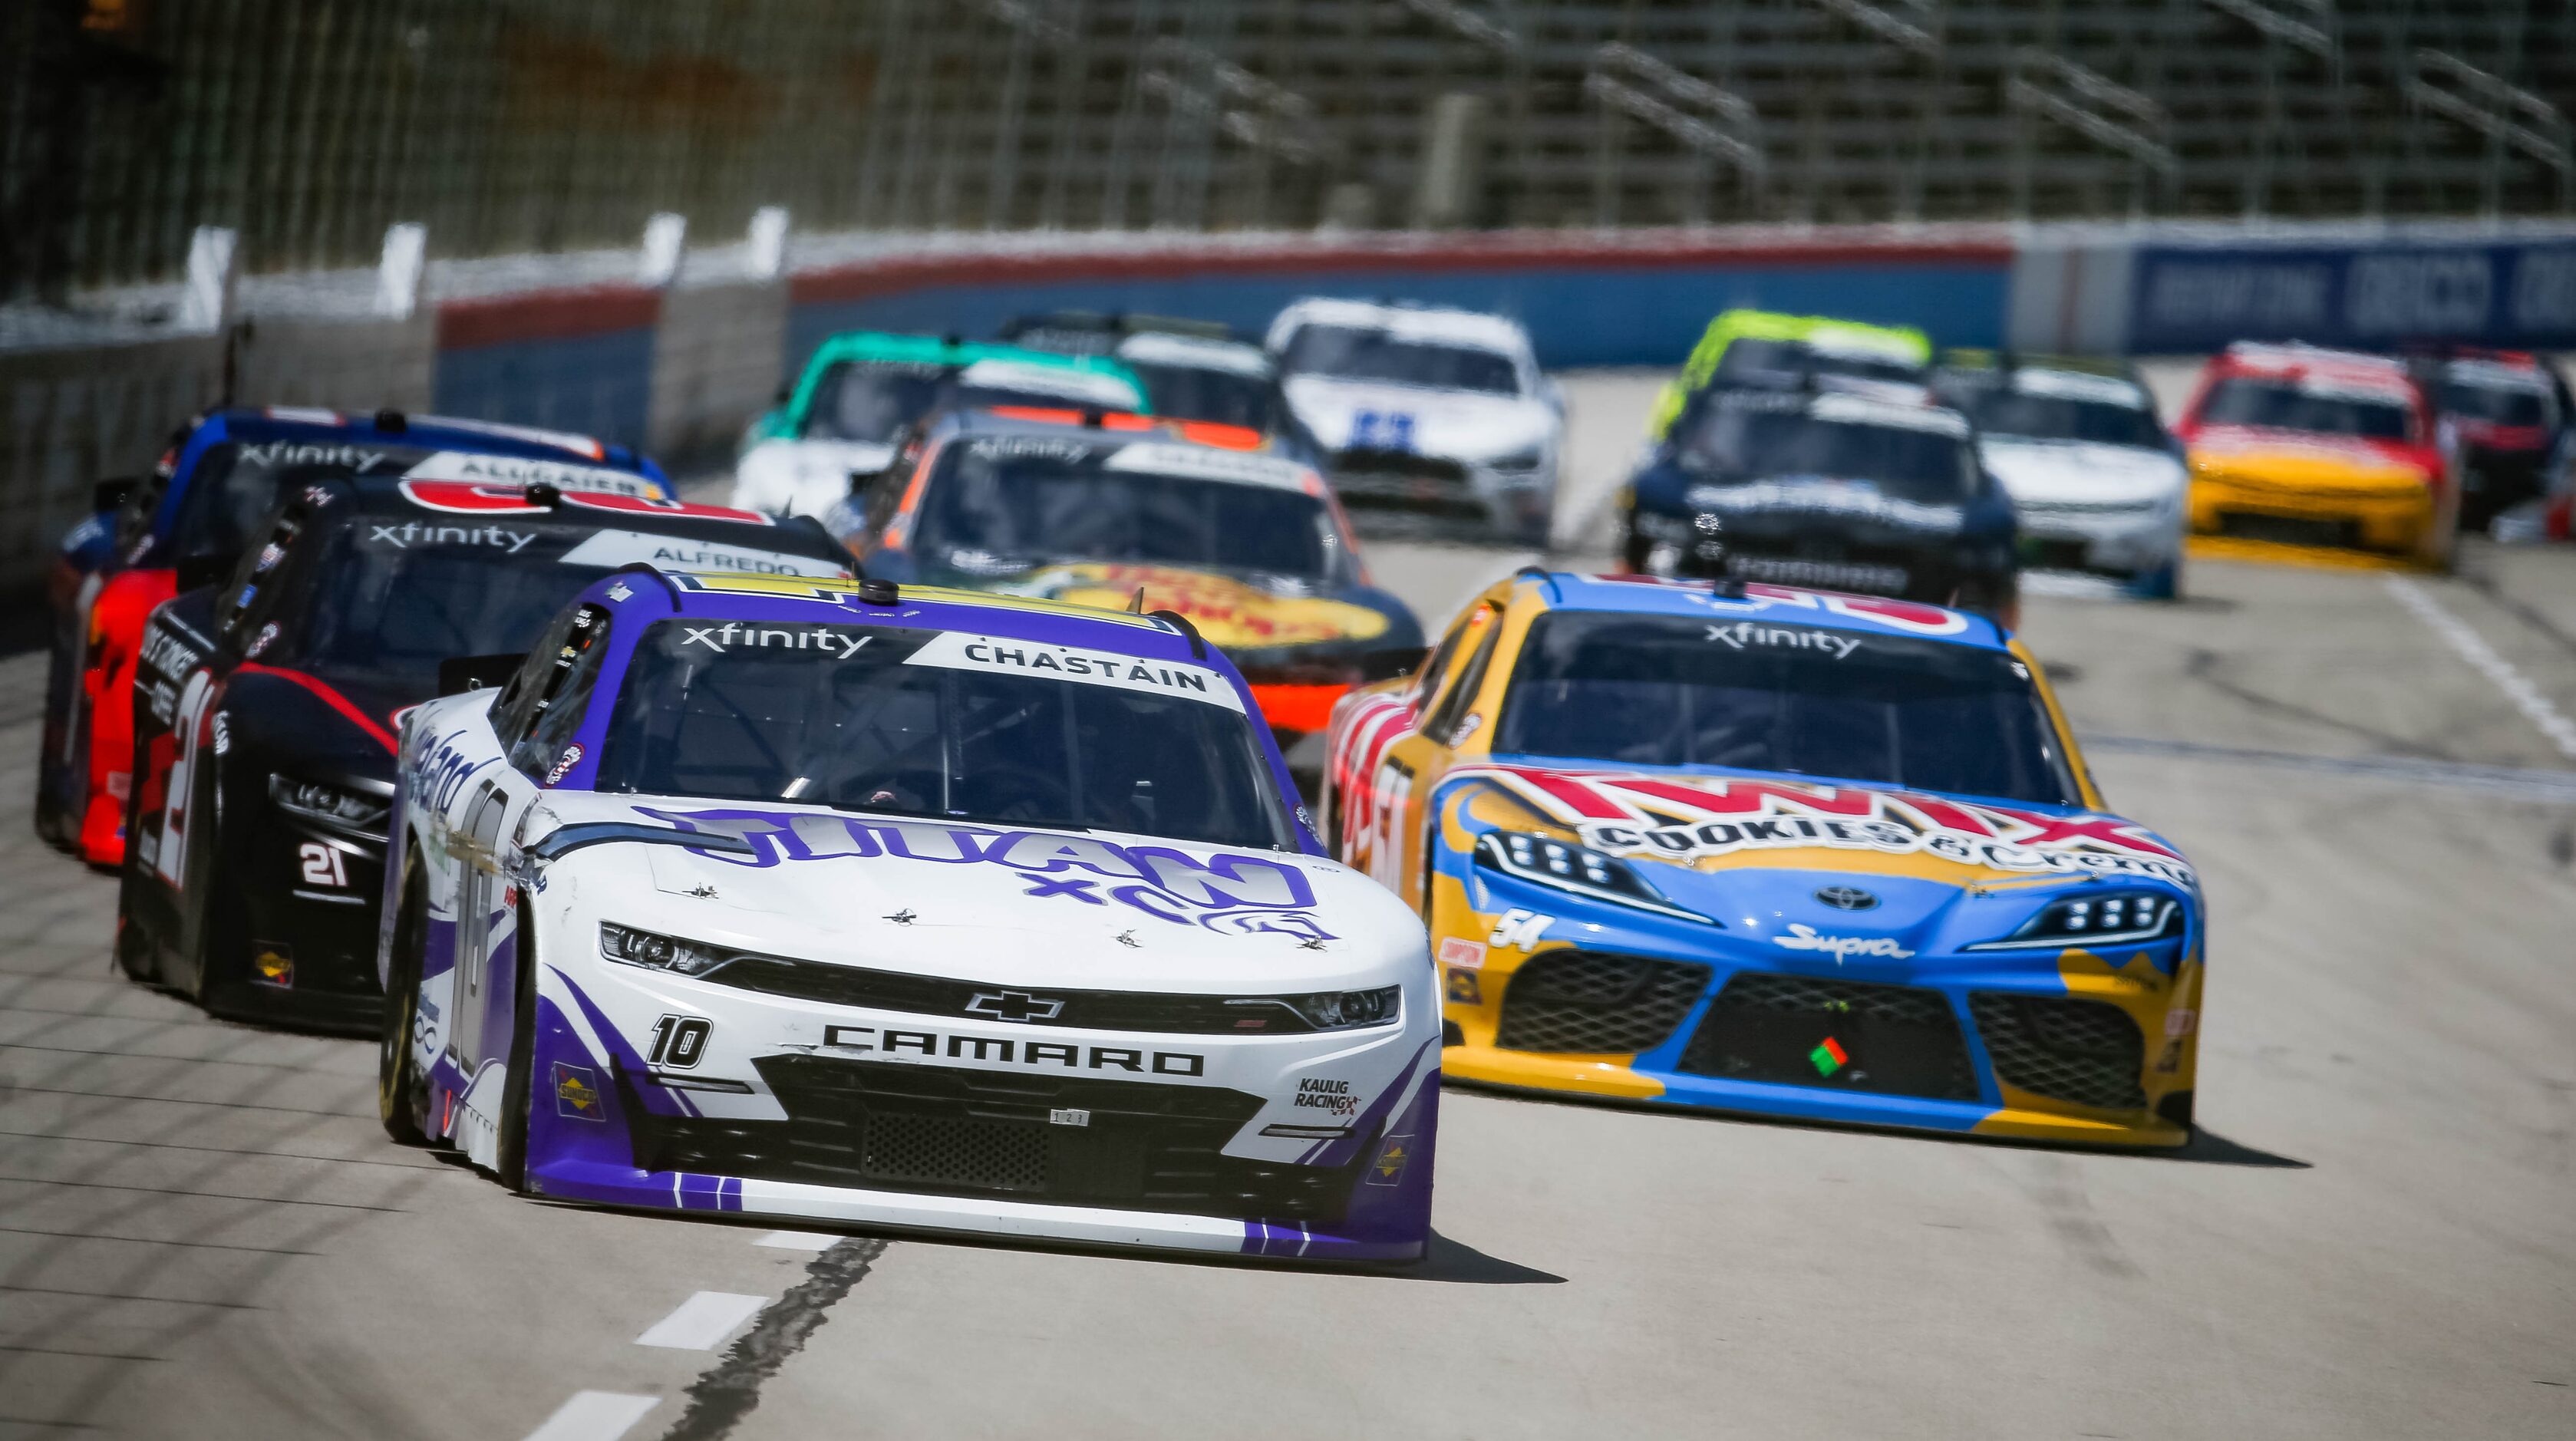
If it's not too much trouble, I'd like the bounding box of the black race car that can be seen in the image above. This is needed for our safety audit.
[113,474,852,1031]
[1619,387,2021,624]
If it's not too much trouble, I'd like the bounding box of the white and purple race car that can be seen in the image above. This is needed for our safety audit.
[376,570,1437,1262]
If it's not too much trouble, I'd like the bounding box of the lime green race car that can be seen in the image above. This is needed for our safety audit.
[1647,309,1934,439]
[733,332,1151,518]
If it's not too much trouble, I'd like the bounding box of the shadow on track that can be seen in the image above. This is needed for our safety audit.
[2159,1127,2308,1169]
[1413,1228,1566,1284]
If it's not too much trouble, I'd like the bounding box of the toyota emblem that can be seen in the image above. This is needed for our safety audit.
[1814,886,1879,912]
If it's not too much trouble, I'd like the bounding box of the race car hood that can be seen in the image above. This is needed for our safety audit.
[965,561,1408,661]
[523,793,1424,992]
[1978,440,2185,509]
[1669,472,1968,542]
[2182,425,2436,488]
[1440,760,2195,900]
[223,662,414,774]
[1281,377,1554,463]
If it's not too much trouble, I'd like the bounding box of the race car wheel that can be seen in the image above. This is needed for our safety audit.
[1618,524,1651,575]
[493,920,539,1193]
[377,866,429,1146]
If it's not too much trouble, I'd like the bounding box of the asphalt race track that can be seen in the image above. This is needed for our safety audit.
[2,374,2572,1439]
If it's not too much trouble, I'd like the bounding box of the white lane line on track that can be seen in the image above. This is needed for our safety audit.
[754,1230,843,1250]
[636,1291,768,1350]
[2385,575,2576,763]
[523,1391,659,1441]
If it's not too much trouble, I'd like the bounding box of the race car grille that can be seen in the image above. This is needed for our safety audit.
[1968,993,2147,1111]
[1492,951,1713,1054]
[1329,448,1486,522]
[702,954,1325,1034]
[1716,555,1910,594]
[625,1057,1366,1223]
[1674,972,1981,1101]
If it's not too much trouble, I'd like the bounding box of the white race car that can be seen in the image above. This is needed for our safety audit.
[1938,360,2188,598]
[1267,298,1563,546]
[377,571,1439,1262]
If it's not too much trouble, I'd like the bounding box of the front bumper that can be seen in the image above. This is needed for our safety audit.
[1436,878,2197,1149]
[494,952,1442,1263]
[2188,469,2433,552]
[2014,503,2183,579]
[1330,449,1556,541]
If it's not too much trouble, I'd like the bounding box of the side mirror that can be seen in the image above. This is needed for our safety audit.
[173,552,232,593]
[94,476,142,513]
[439,653,526,697]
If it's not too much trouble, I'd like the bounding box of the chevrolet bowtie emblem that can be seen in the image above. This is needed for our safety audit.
[965,990,1065,1022]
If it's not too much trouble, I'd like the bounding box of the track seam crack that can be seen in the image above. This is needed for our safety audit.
[654,1237,889,1441]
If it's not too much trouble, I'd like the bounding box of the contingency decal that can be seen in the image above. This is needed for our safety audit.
[1585,578,1971,637]
[1103,442,1311,490]
[635,806,1332,938]
[1450,765,2196,888]
[902,631,1247,713]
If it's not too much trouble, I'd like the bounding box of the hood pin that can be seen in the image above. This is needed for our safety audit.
[886,908,917,925]
[685,884,718,899]
[1116,929,1140,948]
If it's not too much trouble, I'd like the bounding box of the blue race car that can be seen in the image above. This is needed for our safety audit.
[1325,572,2203,1147]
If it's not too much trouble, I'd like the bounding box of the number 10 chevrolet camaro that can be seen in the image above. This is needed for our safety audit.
[378,570,1437,1261]
[1324,573,2203,1148]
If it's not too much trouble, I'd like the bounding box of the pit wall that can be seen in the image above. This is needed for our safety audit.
[5,220,2574,592]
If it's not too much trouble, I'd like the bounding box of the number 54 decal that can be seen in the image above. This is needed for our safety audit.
[648,1014,711,1069]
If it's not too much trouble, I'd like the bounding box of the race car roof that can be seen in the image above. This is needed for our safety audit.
[295,473,849,560]
[1265,297,1534,358]
[193,406,656,474]
[929,408,1321,490]
[595,570,1219,671]
[2216,341,2417,397]
[1696,310,1933,364]
[1524,572,2009,650]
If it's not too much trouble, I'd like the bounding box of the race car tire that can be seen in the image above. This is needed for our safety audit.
[493,921,539,1193]
[1618,524,1652,575]
[377,865,430,1146]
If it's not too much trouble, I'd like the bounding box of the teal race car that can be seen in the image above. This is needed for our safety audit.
[732,332,1149,519]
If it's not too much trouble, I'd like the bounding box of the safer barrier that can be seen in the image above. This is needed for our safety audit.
[5,219,2573,594]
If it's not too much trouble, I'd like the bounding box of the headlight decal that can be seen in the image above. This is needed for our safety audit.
[1473,831,1716,925]
[269,773,391,834]
[1966,890,2185,951]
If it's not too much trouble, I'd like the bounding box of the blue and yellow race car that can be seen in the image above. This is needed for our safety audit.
[1322,572,2202,1147]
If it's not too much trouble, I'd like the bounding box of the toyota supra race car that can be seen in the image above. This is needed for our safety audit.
[41,405,671,867]
[376,572,1439,1261]
[114,475,845,1030]
[1324,572,2202,1148]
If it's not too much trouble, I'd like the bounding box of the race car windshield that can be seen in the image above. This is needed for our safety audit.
[1495,612,2077,806]
[167,442,429,567]
[915,442,1339,580]
[801,361,947,443]
[289,526,603,691]
[1680,407,1977,504]
[2438,378,2554,428]
[1717,338,1925,388]
[1951,389,2166,450]
[595,623,1294,849]
[1126,361,1280,430]
[1278,325,1522,395]
[2198,378,2414,441]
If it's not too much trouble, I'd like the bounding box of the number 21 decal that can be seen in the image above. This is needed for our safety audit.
[297,842,348,888]
[648,1014,711,1069]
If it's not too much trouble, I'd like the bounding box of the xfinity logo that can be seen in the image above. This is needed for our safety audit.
[369,522,535,552]
[239,443,387,470]
[821,1024,1204,1076]
[1771,922,1914,961]
[965,990,1065,1022]
[682,624,872,658]
[1706,622,1861,659]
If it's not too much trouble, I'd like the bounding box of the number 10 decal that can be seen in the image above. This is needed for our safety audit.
[648,1014,711,1069]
